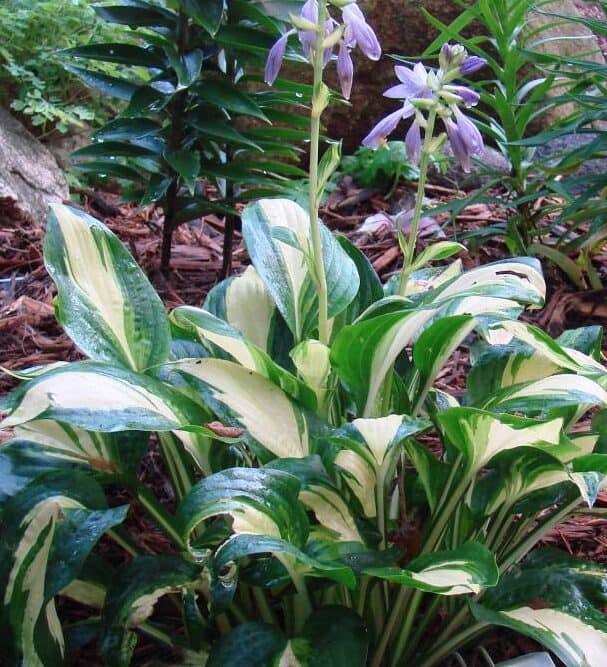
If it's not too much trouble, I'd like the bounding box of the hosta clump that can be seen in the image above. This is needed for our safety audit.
[2,202,607,666]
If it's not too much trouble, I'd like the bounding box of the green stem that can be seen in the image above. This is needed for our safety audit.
[158,431,193,501]
[308,0,329,344]
[417,622,489,667]
[399,109,438,296]
[253,587,278,626]
[500,497,580,573]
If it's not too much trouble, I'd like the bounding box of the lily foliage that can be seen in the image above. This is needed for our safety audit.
[2,200,607,665]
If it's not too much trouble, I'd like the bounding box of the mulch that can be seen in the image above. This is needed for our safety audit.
[2,178,607,665]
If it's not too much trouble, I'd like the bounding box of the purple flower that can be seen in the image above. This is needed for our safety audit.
[384,63,432,100]
[323,18,338,67]
[337,41,354,99]
[460,55,487,76]
[362,104,414,147]
[264,31,292,84]
[342,3,381,61]
[405,119,422,164]
[445,107,484,172]
[448,85,480,107]
[298,0,319,59]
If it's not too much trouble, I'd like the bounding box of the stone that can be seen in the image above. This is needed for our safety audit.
[0,106,68,226]
[430,145,511,189]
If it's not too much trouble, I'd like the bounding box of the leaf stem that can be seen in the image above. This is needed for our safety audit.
[308,0,329,344]
[399,108,437,296]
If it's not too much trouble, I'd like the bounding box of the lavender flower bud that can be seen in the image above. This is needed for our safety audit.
[342,3,381,61]
[405,119,422,164]
[337,41,354,99]
[362,105,413,148]
[445,108,483,172]
[298,0,319,59]
[460,55,487,76]
[449,85,480,107]
[264,32,290,85]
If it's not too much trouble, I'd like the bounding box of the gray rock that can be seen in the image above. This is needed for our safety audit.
[429,145,511,189]
[0,106,68,225]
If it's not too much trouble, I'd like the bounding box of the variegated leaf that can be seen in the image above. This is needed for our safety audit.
[0,471,126,667]
[171,307,316,409]
[45,204,170,372]
[100,555,201,667]
[366,542,498,595]
[171,359,311,460]
[176,468,309,556]
[438,407,570,473]
[472,549,607,667]
[204,265,277,353]
[0,362,213,472]
[241,198,359,340]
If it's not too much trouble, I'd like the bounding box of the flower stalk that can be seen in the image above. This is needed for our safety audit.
[309,0,330,344]
[399,107,437,295]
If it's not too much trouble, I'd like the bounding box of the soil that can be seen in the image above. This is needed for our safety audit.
[2,178,607,666]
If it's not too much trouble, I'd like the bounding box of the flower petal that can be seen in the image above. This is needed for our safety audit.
[460,55,487,76]
[337,42,354,99]
[362,107,406,148]
[342,3,381,61]
[383,83,409,99]
[264,33,289,85]
[405,120,422,164]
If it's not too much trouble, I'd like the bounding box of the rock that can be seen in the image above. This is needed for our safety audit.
[321,0,604,151]
[430,145,511,189]
[0,106,68,226]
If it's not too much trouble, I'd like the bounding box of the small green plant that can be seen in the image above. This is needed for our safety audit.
[514,0,607,289]
[419,0,567,254]
[67,0,310,274]
[2,5,607,667]
[339,141,418,192]
[0,0,127,135]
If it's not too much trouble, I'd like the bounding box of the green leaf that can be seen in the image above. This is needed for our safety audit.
[317,141,341,200]
[207,623,287,667]
[195,79,269,121]
[92,118,163,152]
[412,241,466,271]
[64,43,165,68]
[241,198,359,340]
[188,118,262,150]
[72,141,159,160]
[62,64,137,101]
[366,542,499,595]
[94,2,176,29]
[176,467,309,556]
[72,161,145,181]
[164,149,200,194]
[303,606,368,667]
[100,555,201,667]
[181,0,224,35]
[44,204,170,372]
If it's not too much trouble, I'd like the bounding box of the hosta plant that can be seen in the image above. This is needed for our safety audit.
[4,8,607,667]
[3,201,607,665]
